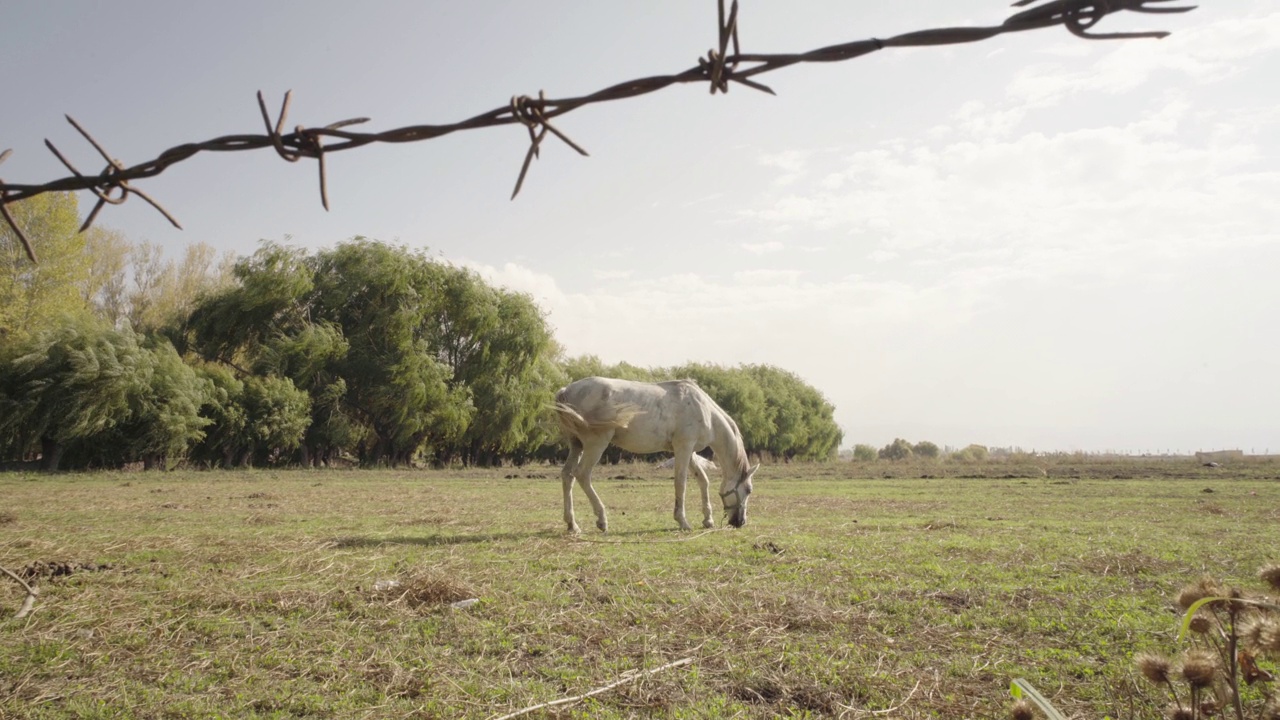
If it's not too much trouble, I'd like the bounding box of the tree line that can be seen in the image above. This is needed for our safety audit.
[1,193,842,471]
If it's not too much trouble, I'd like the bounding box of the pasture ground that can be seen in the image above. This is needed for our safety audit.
[2,460,1278,719]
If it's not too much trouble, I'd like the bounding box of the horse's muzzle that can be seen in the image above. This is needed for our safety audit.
[728,509,747,528]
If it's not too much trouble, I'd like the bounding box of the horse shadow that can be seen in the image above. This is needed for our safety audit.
[327,526,683,548]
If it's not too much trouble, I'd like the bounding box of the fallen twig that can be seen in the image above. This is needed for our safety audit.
[1,565,39,620]
[839,678,923,717]
[488,656,695,720]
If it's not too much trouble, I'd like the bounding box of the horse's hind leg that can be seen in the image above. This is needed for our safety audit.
[561,438,584,533]
[574,436,612,532]
[691,456,714,529]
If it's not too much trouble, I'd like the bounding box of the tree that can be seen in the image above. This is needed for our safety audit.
[241,375,311,466]
[446,286,562,466]
[951,444,990,463]
[852,444,877,462]
[309,239,472,465]
[80,226,131,325]
[912,440,940,459]
[879,438,914,461]
[184,241,316,367]
[190,362,249,468]
[0,318,146,470]
[78,338,213,470]
[0,192,92,343]
[129,241,235,333]
[743,364,842,461]
[670,363,773,454]
[184,239,563,466]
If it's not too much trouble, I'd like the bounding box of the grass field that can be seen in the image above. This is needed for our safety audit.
[2,460,1278,719]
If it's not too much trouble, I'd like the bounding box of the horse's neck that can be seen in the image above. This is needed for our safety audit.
[708,410,746,471]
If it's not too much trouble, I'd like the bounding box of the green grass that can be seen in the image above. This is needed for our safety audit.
[1,461,1277,718]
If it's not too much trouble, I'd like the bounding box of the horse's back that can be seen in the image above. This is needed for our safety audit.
[557,377,717,453]
[557,377,706,414]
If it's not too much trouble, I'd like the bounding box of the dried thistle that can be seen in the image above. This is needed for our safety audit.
[1010,699,1035,720]
[1260,619,1280,655]
[1177,578,1223,610]
[1179,650,1217,690]
[1187,614,1212,635]
[1137,652,1175,686]
[1260,564,1280,592]
[1240,616,1276,652]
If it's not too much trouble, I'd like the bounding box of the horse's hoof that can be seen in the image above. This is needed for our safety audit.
[703,519,715,529]
[678,523,692,532]
[596,520,608,532]
[567,524,581,534]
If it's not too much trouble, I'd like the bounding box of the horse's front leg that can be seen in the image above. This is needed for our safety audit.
[691,457,714,529]
[672,453,693,531]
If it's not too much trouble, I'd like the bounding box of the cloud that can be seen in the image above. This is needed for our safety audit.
[757,149,811,187]
[742,97,1278,296]
[593,269,632,281]
[741,240,785,255]
[1008,12,1280,106]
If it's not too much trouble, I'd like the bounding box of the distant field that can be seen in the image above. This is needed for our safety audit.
[2,461,1277,719]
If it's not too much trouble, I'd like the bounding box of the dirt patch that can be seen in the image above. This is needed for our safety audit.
[728,674,847,714]
[928,590,979,609]
[0,511,16,525]
[19,560,113,581]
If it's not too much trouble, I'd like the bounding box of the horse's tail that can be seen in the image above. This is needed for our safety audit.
[552,402,643,435]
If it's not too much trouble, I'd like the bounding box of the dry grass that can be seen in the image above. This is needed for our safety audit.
[1,460,1277,718]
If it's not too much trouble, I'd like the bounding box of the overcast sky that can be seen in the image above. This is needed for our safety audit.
[4,1,1277,454]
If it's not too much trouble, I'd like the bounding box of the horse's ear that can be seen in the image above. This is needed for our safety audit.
[748,463,760,477]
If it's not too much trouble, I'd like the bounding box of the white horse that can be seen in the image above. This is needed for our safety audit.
[553,376,759,533]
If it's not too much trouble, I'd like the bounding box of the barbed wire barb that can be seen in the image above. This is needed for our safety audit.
[0,0,1199,261]
[509,91,590,200]
[1008,0,1196,40]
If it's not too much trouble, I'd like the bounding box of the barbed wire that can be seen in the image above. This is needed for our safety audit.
[0,0,1197,263]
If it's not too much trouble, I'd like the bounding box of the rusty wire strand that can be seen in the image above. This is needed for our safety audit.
[0,0,1196,259]
[0,148,38,262]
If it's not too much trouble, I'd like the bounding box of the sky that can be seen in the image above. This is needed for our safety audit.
[3,1,1277,454]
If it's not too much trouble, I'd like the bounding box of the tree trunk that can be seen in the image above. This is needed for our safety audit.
[40,437,63,472]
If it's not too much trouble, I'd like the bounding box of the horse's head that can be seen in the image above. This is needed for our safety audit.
[720,463,759,528]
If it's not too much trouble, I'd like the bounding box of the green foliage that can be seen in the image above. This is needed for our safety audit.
[242,375,311,464]
[109,338,213,468]
[0,319,210,469]
[0,318,146,468]
[744,364,842,461]
[0,192,92,343]
[190,363,248,467]
[184,242,315,366]
[670,363,773,452]
[879,437,914,461]
[852,443,878,462]
[182,238,566,466]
